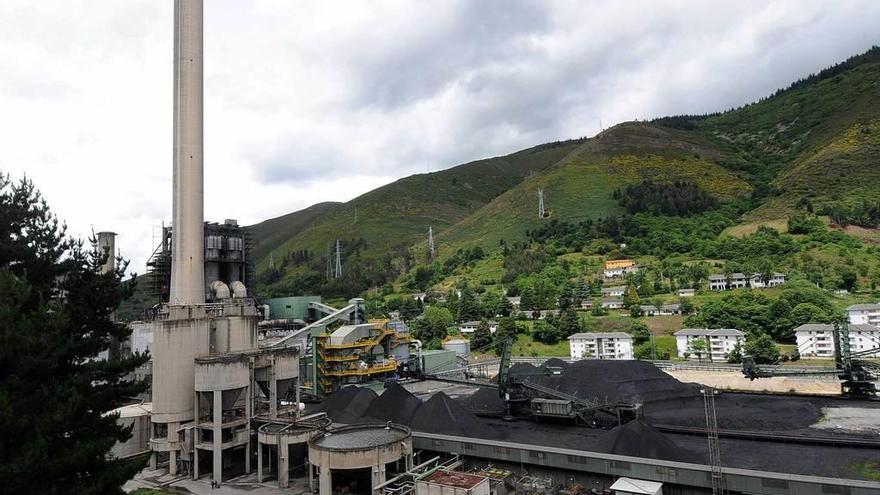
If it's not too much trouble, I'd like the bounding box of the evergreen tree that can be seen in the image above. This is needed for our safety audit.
[456,284,480,322]
[630,321,651,346]
[623,286,641,310]
[497,297,513,318]
[493,317,517,355]
[557,307,582,338]
[471,318,493,350]
[0,175,150,494]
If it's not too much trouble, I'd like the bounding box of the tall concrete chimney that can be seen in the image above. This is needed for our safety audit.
[169,0,205,305]
[96,231,116,274]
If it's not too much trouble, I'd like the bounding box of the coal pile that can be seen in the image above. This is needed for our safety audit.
[594,420,703,463]
[509,360,698,404]
[365,383,423,424]
[647,393,826,431]
[411,391,497,438]
[462,387,506,416]
[314,386,378,424]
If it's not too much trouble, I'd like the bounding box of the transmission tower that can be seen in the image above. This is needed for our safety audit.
[268,251,276,271]
[428,225,435,260]
[537,189,546,218]
[334,239,342,279]
[702,388,725,495]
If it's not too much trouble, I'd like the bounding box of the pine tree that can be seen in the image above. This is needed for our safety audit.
[471,318,493,350]
[0,174,150,494]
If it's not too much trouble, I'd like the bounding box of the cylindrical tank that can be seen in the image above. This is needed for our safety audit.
[231,281,247,298]
[443,338,471,358]
[210,280,230,300]
[151,309,211,423]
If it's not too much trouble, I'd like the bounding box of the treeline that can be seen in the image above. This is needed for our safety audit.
[684,281,837,341]
[260,238,413,298]
[821,199,880,228]
[614,180,717,216]
[774,45,880,97]
[652,46,880,132]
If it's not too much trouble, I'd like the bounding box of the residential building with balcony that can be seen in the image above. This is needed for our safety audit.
[848,303,880,327]
[674,328,745,361]
[569,332,633,360]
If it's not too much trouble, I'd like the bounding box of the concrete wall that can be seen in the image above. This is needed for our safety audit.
[111,414,151,458]
[151,311,210,423]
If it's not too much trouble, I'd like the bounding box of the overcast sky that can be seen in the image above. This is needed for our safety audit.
[2,0,879,273]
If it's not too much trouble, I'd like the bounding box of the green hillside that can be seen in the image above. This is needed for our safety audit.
[251,139,584,293]
[252,46,880,298]
[437,123,753,254]
[250,201,343,263]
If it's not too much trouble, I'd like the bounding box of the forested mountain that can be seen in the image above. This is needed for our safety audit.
[252,47,880,299]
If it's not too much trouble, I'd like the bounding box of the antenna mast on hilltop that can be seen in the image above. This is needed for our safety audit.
[537,189,546,218]
[428,225,435,261]
[334,239,342,279]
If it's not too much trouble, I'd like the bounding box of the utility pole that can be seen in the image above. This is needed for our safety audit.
[428,225,435,261]
[334,239,342,279]
[537,189,546,218]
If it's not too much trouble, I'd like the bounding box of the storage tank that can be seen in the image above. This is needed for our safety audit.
[443,338,470,358]
[309,423,412,495]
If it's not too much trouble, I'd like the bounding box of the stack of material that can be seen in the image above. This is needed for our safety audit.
[365,383,423,424]
[462,387,507,416]
[314,386,377,424]
[594,420,702,462]
[411,392,496,438]
[509,360,698,404]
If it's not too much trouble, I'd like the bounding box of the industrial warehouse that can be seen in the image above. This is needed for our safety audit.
[94,1,880,495]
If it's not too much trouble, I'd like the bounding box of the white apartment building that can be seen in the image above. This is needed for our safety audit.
[795,323,880,357]
[603,260,639,279]
[458,320,497,334]
[848,303,880,327]
[708,273,786,291]
[639,304,681,316]
[674,328,745,361]
[602,298,625,309]
[569,332,633,360]
[601,285,627,298]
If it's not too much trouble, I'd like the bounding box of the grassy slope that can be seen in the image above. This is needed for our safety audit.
[252,48,880,293]
[437,122,752,254]
[695,60,880,220]
[251,139,584,273]
[250,201,343,264]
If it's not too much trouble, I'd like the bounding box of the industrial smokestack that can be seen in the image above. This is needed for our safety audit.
[96,231,116,274]
[169,0,205,305]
